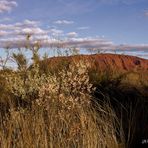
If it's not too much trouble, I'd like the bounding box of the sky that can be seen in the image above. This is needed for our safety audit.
[0,0,148,59]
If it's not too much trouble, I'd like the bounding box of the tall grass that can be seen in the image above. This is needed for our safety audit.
[0,52,124,147]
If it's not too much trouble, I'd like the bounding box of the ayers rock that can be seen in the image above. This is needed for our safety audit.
[41,53,148,74]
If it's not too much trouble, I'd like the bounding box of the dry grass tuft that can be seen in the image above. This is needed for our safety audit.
[0,61,124,148]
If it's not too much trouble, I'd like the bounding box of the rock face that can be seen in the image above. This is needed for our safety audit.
[42,53,148,73]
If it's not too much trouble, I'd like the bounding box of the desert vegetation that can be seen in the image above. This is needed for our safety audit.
[0,37,147,148]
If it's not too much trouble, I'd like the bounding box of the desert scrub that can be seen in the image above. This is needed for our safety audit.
[36,61,94,109]
[5,64,50,104]
[5,60,93,107]
[0,41,124,147]
[0,60,123,148]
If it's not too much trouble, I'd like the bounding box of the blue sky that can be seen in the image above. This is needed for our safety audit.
[0,0,148,59]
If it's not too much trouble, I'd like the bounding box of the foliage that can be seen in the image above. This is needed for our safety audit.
[0,36,147,147]
[0,54,122,147]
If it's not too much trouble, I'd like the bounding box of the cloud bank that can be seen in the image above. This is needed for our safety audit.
[67,32,78,38]
[0,0,17,13]
[0,20,148,54]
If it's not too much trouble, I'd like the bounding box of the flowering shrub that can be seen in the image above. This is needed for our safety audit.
[6,64,48,101]
[37,61,95,110]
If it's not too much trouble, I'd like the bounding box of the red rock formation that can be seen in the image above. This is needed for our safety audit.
[42,54,148,73]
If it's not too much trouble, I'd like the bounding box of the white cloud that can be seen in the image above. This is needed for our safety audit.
[0,30,9,36]
[0,35,113,49]
[0,24,16,30]
[0,20,39,31]
[77,26,90,30]
[67,32,78,38]
[116,44,148,51]
[0,20,50,48]
[0,0,17,13]
[0,20,148,53]
[1,33,148,52]
[54,20,74,25]
[0,20,63,48]
[15,27,47,36]
[49,29,63,36]
[62,38,115,49]
[15,20,40,28]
